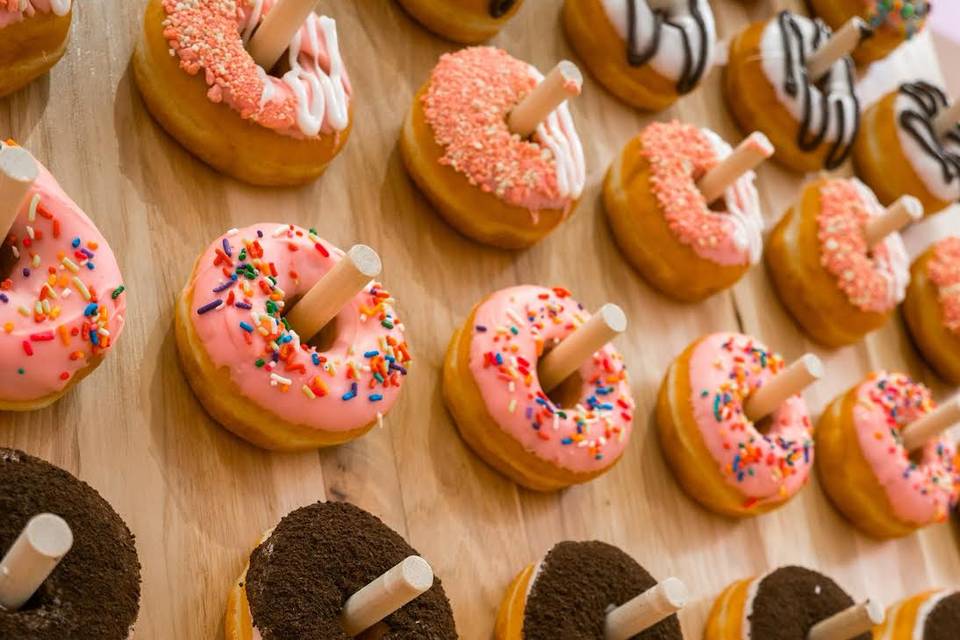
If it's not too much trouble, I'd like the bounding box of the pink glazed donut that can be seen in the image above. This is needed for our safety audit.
[1,141,127,411]
[174,223,411,451]
[818,371,960,538]
[443,285,634,491]
[657,333,815,517]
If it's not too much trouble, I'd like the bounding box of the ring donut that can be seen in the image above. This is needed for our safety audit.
[855,82,960,216]
[563,0,716,111]
[603,121,764,302]
[400,46,585,249]
[395,0,525,44]
[133,0,352,186]
[656,333,814,517]
[766,177,910,347]
[875,589,960,640]
[0,448,141,639]
[725,11,861,172]
[705,567,870,640]
[810,0,929,65]
[0,1,72,97]
[1,141,127,411]
[443,285,633,491]
[904,237,960,384]
[224,501,457,640]
[496,541,683,640]
[174,223,411,451]
[816,371,959,539]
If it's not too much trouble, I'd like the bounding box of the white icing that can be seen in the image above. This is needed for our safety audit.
[599,0,716,84]
[702,128,765,265]
[894,93,960,202]
[759,14,858,147]
[528,66,586,201]
[853,178,912,306]
[741,576,762,640]
[240,0,350,137]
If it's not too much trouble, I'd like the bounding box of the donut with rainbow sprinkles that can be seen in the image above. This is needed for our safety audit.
[175,224,411,451]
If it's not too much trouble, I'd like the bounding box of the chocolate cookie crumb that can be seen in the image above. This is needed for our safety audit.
[523,540,682,640]
[245,501,457,639]
[748,566,868,640]
[0,448,141,640]
[924,591,960,640]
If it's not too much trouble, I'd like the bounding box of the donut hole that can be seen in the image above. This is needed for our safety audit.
[282,294,342,353]
[538,354,585,409]
[7,580,54,613]
[0,237,16,282]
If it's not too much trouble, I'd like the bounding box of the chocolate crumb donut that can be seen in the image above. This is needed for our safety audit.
[0,448,142,640]
[875,589,960,640]
[230,501,457,640]
[924,592,960,639]
[498,540,683,640]
[706,566,869,640]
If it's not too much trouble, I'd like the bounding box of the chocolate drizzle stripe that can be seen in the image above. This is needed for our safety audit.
[625,0,710,95]
[898,81,960,198]
[776,11,860,170]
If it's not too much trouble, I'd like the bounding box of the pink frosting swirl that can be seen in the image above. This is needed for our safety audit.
[851,372,959,526]
[686,333,814,509]
[0,142,126,404]
[186,224,410,433]
[464,285,633,474]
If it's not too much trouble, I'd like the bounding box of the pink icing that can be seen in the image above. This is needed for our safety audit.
[0,141,126,404]
[851,372,959,526]
[686,333,814,509]
[186,224,410,432]
[816,179,910,313]
[638,122,763,266]
[0,0,68,29]
[464,286,633,474]
[160,0,352,138]
[421,47,585,213]
[928,236,960,336]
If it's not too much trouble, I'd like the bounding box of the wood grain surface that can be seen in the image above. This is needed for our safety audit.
[2,0,959,638]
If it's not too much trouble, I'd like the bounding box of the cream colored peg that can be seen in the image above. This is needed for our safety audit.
[698,132,774,204]
[0,514,73,612]
[864,196,923,248]
[508,61,582,138]
[901,396,960,452]
[807,18,868,82]
[538,304,627,393]
[341,556,434,636]
[605,578,688,640]
[807,600,884,640]
[744,354,823,422]
[0,145,38,243]
[247,0,318,71]
[285,245,381,342]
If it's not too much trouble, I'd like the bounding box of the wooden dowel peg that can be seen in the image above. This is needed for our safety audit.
[605,577,688,640]
[507,60,582,138]
[807,599,884,640]
[0,145,39,243]
[247,0,318,71]
[538,304,627,393]
[807,17,868,82]
[341,556,434,636]
[0,514,73,612]
[285,244,381,342]
[864,195,923,248]
[744,354,823,422]
[901,396,960,452]
[933,100,960,139]
[698,132,774,204]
